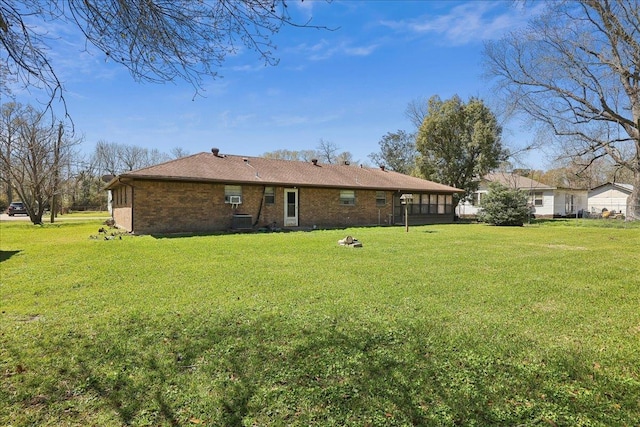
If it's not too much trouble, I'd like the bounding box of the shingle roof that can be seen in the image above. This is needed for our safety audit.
[589,182,634,193]
[107,152,463,193]
[484,172,555,190]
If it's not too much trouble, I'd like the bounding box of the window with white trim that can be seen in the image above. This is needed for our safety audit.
[340,190,356,205]
[530,191,543,207]
[264,187,275,205]
[224,185,242,203]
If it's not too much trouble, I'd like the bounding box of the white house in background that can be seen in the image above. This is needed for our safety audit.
[456,172,588,218]
[588,182,634,216]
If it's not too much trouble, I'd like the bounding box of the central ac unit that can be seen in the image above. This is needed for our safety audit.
[229,195,242,204]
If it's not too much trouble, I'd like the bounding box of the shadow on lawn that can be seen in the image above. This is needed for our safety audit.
[0,249,21,262]
[5,312,637,426]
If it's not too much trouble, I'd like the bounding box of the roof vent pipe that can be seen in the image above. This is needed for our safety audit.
[380,165,385,171]
[311,159,318,166]
[211,147,220,156]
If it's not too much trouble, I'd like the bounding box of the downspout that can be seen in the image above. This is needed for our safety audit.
[253,186,266,227]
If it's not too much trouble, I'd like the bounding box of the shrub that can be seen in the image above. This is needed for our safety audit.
[478,182,530,226]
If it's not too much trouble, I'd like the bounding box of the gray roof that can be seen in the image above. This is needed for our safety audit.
[107,152,464,193]
[589,182,634,193]
[484,172,555,190]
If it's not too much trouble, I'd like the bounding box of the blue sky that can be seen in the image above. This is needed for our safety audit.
[16,0,548,169]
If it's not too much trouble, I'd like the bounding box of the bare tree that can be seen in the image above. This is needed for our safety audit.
[170,147,190,159]
[0,0,331,109]
[93,140,123,176]
[316,138,339,164]
[120,145,150,172]
[262,149,305,161]
[484,0,640,220]
[0,102,78,224]
[298,149,319,162]
[92,141,173,175]
[405,97,429,130]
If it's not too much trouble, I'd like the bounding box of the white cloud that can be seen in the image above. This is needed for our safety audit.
[297,39,378,61]
[219,111,256,128]
[381,2,541,45]
[270,112,341,127]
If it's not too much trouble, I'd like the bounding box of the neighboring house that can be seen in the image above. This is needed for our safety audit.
[105,149,464,234]
[588,182,634,216]
[456,172,588,218]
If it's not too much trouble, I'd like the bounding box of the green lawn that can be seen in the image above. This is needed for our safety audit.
[1,220,639,426]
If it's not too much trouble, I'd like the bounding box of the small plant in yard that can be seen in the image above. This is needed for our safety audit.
[478,182,530,226]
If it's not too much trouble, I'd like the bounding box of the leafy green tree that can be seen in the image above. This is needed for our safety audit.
[478,182,530,226]
[416,95,507,202]
[368,130,417,174]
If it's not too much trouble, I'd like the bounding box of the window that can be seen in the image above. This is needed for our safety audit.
[429,194,438,214]
[530,191,543,207]
[264,187,275,205]
[376,191,386,206]
[225,185,242,203]
[472,192,483,206]
[438,194,446,214]
[340,190,355,205]
[420,194,430,214]
[397,193,453,215]
[565,194,574,214]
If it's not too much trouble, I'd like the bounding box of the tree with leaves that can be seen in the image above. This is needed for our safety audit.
[484,0,640,220]
[478,182,530,226]
[368,130,417,174]
[416,95,507,202]
[0,0,329,108]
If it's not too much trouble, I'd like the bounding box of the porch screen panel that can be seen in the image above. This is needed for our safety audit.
[421,194,430,214]
[438,195,446,214]
[430,194,438,214]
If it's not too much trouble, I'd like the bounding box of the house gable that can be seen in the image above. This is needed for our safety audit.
[588,182,633,214]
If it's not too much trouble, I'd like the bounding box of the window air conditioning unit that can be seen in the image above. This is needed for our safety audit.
[229,195,242,204]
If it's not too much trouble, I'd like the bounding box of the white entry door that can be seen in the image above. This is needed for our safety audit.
[284,188,298,226]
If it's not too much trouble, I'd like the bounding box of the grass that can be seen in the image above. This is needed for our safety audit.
[1,219,639,426]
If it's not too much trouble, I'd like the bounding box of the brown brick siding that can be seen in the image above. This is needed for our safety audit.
[298,188,393,228]
[112,180,452,234]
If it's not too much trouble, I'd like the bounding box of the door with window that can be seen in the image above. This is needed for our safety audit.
[284,188,298,226]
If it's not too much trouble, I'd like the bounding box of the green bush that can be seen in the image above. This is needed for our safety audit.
[478,182,530,226]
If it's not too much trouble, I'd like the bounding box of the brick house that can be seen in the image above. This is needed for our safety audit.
[105,149,464,234]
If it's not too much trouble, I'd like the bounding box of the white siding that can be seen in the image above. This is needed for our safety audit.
[529,190,555,217]
[553,189,588,217]
[588,185,631,214]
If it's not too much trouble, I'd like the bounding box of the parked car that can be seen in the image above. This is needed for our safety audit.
[7,202,27,216]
